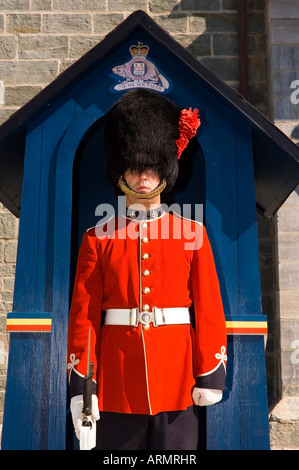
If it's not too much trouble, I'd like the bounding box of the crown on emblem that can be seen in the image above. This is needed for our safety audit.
[129,42,149,58]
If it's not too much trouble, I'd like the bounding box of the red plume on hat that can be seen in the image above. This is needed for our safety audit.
[176,108,201,159]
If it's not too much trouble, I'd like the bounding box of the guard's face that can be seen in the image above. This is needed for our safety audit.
[124,169,160,194]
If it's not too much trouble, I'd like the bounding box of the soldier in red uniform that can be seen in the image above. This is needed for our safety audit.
[67,89,227,450]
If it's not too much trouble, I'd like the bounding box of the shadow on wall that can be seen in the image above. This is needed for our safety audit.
[167,0,239,82]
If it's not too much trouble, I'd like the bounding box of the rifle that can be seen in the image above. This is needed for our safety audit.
[80,328,97,450]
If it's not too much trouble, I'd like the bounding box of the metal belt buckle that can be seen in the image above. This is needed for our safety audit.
[139,311,152,330]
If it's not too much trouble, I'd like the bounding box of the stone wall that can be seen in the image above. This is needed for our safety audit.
[0,0,267,124]
[0,0,283,449]
[266,0,299,450]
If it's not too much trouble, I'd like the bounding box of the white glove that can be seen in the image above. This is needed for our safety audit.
[70,394,100,440]
[192,388,223,406]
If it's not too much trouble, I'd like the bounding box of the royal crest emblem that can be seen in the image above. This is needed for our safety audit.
[106,42,172,94]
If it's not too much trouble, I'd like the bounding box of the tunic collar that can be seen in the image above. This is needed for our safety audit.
[125,206,165,221]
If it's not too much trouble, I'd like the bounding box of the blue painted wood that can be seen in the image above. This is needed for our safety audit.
[2,123,45,449]
[3,25,270,450]
[204,115,269,450]
[48,104,104,450]
[234,121,269,449]
[7,312,51,319]
[2,99,77,449]
[201,100,239,318]
[12,125,42,312]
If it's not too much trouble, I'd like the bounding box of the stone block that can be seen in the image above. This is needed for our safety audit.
[0,60,58,85]
[2,290,13,303]
[270,415,299,449]
[6,14,41,34]
[19,35,69,59]
[43,13,92,34]
[0,214,18,240]
[268,0,299,20]
[58,59,76,74]
[249,0,266,11]
[280,320,299,349]
[278,233,299,261]
[93,13,124,34]
[270,19,299,45]
[247,12,265,33]
[3,278,15,291]
[180,0,221,11]
[274,70,297,96]
[280,291,299,319]
[4,241,18,263]
[273,96,297,120]
[281,350,299,385]
[222,0,237,10]
[0,36,17,59]
[175,34,211,57]
[201,56,238,82]
[277,205,299,232]
[271,45,295,71]
[190,13,238,34]
[0,0,30,10]
[53,0,105,10]
[213,33,238,55]
[108,0,147,12]
[149,0,180,13]
[153,14,188,34]
[31,0,52,10]
[5,85,42,107]
[279,262,299,291]
[0,264,15,278]
[69,35,103,59]
[282,384,299,397]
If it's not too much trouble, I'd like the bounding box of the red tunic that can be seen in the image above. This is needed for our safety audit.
[67,210,227,415]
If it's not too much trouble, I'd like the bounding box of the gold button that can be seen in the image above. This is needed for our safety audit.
[143,270,150,277]
[142,323,150,330]
[142,304,150,311]
[143,287,150,295]
[142,237,149,244]
[141,222,148,228]
[142,253,149,260]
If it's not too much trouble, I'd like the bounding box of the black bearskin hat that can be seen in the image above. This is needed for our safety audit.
[104,89,181,195]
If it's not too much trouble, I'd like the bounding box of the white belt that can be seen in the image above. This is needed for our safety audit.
[105,307,190,328]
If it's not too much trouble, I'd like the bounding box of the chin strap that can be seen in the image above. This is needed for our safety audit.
[118,176,167,199]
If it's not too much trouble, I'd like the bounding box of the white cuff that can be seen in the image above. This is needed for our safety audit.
[192,388,223,406]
